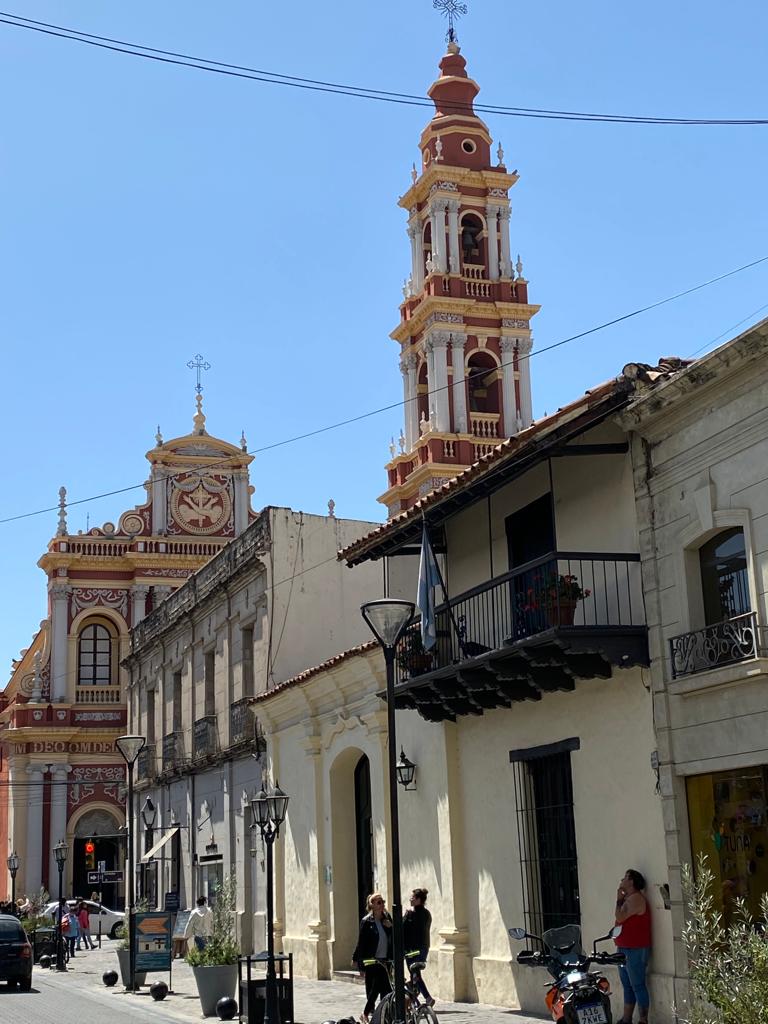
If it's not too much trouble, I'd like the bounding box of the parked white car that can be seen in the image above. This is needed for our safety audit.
[42,900,124,939]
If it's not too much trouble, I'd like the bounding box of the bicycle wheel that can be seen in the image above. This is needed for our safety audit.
[372,994,395,1024]
[414,1006,439,1024]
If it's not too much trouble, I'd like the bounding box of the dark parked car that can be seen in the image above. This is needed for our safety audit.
[0,914,33,990]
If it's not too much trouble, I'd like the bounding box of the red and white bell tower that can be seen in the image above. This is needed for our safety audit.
[379,39,540,517]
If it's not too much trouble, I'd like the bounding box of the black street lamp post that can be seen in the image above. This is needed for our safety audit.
[7,851,19,907]
[116,735,146,993]
[361,599,415,1024]
[53,839,68,972]
[250,783,290,1024]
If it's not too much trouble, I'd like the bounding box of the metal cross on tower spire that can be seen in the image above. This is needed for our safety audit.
[433,0,468,44]
[187,353,211,395]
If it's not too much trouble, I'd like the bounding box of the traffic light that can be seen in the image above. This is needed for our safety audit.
[84,839,95,871]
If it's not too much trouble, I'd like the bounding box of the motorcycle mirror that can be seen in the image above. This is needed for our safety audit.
[611,925,622,939]
[508,927,527,940]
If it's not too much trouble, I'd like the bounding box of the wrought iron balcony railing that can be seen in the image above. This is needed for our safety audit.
[162,732,186,772]
[137,744,156,782]
[395,551,644,684]
[193,715,218,760]
[669,611,759,679]
[229,698,253,747]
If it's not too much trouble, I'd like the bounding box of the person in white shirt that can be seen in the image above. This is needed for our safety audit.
[184,895,214,950]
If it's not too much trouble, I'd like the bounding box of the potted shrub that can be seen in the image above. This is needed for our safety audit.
[396,628,433,678]
[114,899,149,988]
[187,876,239,1017]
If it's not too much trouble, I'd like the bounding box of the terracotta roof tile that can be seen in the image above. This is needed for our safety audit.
[250,640,379,703]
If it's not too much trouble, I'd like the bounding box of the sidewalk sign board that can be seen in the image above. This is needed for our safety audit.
[135,911,172,972]
[172,909,191,940]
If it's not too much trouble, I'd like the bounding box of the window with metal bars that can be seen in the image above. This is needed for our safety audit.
[510,737,581,938]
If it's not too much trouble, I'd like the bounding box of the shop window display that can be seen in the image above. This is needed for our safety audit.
[687,766,768,926]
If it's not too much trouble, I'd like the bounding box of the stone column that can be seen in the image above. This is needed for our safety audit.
[132,584,150,627]
[517,336,534,428]
[430,332,451,433]
[500,338,520,435]
[151,470,167,534]
[486,205,500,280]
[401,353,419,450]
[431,199,447,273]
[154,585,173,604]
[25,765,44,894]
[234,471,249,536]
[6,757,26,891]
[425,341,437,427]
[450,334,468,434]
[50,584,69,703]
[408,209,423,291]
[499,206,512,278]
[48,764,72,891]
[447,199,461,274]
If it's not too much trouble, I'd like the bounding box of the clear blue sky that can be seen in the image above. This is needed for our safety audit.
[2,0,767,669]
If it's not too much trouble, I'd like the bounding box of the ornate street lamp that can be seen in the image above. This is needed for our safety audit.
[396,749,417,791]
[250,782,290,1024]
[361,599,415,1024]
[116,735,146,992]
[141,796,157,904]
[53,840,68,972]
[6,851,19,907]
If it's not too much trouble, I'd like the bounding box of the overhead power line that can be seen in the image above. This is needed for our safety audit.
[1,11,767,126]
[0,253,767,528]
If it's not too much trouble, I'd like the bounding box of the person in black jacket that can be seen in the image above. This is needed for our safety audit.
[352,893,393,1023]
[403,888,433,1005]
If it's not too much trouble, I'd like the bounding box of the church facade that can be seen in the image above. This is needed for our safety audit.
[0,394,256,905]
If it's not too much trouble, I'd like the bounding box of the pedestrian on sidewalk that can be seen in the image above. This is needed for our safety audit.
[614,868,652,1024]
[77,901,96,950]
[403,887,434,1006]
[61,905,79,958]
[352,892,393,1024]
[184,895,214,951]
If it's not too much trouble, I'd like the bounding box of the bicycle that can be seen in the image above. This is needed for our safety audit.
[369,958,439,1024]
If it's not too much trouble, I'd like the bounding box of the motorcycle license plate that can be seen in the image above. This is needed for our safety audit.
[575,1005,607,1024]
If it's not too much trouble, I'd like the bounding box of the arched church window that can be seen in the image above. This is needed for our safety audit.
[460,213,484,268]
[699,528,750,625]
[467,352,501,414]
[78,622,113,686]
[422,222,433,277]
[417,361,430,426]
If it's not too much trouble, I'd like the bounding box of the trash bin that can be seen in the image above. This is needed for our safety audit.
[238,952,293,1024]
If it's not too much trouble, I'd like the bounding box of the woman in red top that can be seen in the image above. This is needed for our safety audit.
[76,901,96,951]
[614,869,651,1024]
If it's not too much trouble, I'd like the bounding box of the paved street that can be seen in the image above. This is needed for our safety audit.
[1,939,545,1024]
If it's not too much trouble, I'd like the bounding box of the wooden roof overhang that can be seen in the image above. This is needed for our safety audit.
[389,626,649,722]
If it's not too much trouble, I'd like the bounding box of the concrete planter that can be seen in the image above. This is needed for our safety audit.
[193,963,238,1016]
[116,948,147,988]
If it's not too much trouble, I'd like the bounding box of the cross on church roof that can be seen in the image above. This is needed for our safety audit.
[187,353,211,395]
[433,0,468,44]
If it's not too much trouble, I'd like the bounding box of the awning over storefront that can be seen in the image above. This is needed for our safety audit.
[141,826,180,863]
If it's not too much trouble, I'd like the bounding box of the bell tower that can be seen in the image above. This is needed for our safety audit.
[379,38,540,518]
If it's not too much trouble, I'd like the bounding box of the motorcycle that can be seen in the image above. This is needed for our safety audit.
[508,923,625,1024]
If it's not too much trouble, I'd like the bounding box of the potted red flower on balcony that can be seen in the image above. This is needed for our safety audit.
[545,573,591,626]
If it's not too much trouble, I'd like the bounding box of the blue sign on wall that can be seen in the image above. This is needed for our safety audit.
[135,911,172,971]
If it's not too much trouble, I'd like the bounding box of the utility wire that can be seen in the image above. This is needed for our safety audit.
[1,11,767,126]
[1,252,767,528]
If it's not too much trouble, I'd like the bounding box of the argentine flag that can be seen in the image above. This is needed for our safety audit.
[417,522,441,650]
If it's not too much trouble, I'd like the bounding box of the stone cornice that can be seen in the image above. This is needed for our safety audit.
[399,165,519,210]
[391,299,540,344]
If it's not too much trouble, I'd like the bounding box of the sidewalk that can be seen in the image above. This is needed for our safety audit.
[43,938,545,1024]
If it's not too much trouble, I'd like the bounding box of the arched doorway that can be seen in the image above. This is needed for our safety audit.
[72,807,123,911]
[330,749,374,972]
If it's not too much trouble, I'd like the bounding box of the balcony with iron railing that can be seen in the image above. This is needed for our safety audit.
[393,551,648,721]
[137,744,156,783]
[230,698,253,747]
[193,715,218,760]
[669,611,759,679]
[162,732,187,773]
